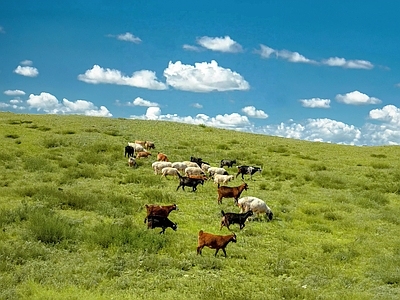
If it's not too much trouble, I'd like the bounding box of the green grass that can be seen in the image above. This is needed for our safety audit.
[1,111,400,299]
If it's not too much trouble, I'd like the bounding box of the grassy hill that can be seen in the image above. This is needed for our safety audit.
[0,111,399,299]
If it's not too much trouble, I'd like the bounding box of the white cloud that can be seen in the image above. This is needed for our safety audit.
[300,98,331,108]
[196,36,243,53]
[20,60,33,66]
[395,83,400,88]
[322,57,374,69]
[10,99,23,105]
[78,65,167,90]
[361,123,400,145]
[183,44,202,51]
[257,118,362,145]
[257,45,275,58]
[27,92,59,111]
[26,92,112,117]
[4,89,26,96]
[0,101,25,110]
[163,60,250,92]
[276,49,315,63]
[242,106,268,118]
[14,66,39,77]
[145,107,161,120]
[257,45,374,69]
[107,32,141,43]
[192,103,203,108]
[335,91,381,105]
[256,44,316,64]
[116,32,141,43]
[132,97,159,107]
[369,105,400,125]
[0,26,5,33]
[130,108,250,129]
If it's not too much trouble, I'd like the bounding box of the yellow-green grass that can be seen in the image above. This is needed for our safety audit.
[0,111,399,299]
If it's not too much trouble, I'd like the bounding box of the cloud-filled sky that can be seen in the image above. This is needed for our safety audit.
[1,1,400,145]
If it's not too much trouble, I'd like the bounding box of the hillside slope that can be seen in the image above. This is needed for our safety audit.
[1,112,399,299]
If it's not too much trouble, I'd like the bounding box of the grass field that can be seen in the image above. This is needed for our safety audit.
[0,111,399,299]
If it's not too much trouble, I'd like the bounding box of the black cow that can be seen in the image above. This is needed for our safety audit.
[220,159,237,168]
[124,145,135,157]
[147,216,177,234]
[236,165,262,180]
[177,173,204,192]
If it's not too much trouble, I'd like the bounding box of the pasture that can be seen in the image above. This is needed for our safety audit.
[0,111,399,299]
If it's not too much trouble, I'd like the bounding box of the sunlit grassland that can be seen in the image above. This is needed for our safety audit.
[0,111,399,299]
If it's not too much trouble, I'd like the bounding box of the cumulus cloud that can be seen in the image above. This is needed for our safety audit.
[164,60,250,92]
[0,26,5,33]
[256,45,374,69]
[26,92,112,117]
[335,91,381,105]
[130,108,250,129]
[369,105,400,125]
[78,65,167,90]
[242,106,268,118]
[131,97,159,107]
[145,107,162,120]
[322,57,374,69]
[0,99,25,110]
[256,44,316,64]
[196,36,243,53]
[14,65,39,77]
[300,98,331,108]
[4,89,26,96]
[257,118,362,145]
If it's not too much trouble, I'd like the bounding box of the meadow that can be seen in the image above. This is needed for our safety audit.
[0,111,399,299]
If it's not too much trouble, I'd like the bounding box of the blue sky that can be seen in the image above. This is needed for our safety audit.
[1,1,400,146]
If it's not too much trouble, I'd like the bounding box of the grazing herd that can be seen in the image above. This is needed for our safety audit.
[124,140,272,257]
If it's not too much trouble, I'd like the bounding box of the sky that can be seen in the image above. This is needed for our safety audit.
[1,1,400,146]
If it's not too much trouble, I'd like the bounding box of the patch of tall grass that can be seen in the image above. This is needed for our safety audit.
[27,207,77,244]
